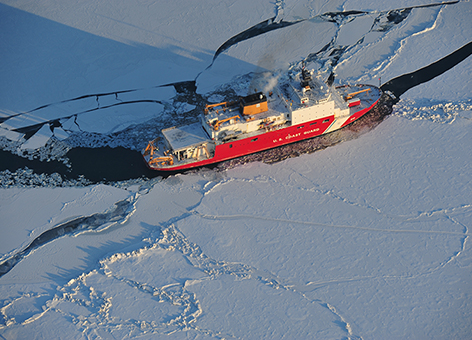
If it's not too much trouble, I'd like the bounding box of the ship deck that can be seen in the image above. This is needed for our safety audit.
[162,122,210,152]
[337,85,382,112]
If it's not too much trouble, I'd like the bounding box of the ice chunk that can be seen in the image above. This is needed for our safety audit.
[20,124,52,150]
[0,127,24,142]
[60,116,81,132]
[53,127,69,140]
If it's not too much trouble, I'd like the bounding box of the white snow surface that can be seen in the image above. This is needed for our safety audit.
[1,0,472,339]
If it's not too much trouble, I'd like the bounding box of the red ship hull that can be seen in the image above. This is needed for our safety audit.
[145,96,380,172]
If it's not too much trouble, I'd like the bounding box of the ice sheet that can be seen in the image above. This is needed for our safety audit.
[0,0,471,339]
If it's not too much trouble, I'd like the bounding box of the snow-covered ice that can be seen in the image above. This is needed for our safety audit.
[0,0,471,339]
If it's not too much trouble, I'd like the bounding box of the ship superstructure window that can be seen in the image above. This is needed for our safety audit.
[310,122,317,126]
[251,138,258,142]
[323,119,330,123]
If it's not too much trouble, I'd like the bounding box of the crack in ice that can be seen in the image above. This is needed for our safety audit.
[194,211,470,236]
[0,193,138,278]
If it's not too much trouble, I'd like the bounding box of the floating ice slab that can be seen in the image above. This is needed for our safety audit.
[75,101,165,134]
[0,127,24,142]
[60,116,81,132]
[53,127,69,140]
[20,124,52,150]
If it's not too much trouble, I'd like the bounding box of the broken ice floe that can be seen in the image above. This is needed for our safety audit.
[53,127,69,141]
[0,86,175,155]
[20,124,53,151]
[0,127,24,143]
[0,168,89,189]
